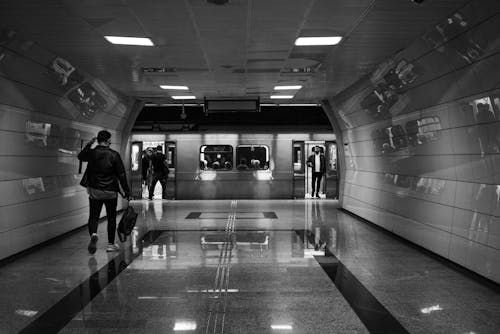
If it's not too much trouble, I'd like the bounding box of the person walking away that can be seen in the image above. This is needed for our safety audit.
[149,145,169,200]
[141,148,153,197]
[307,146,326,198]
[78,130,130,254]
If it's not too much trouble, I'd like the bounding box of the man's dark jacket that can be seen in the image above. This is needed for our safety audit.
[151,152,169,176]
[78,144,130,195]
[307,153,327,173]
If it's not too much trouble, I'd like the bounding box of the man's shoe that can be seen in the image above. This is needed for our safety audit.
[88,234,98,255]
[106,244,120,252]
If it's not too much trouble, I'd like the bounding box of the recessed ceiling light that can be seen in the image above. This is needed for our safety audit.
[270,95,294,99]
[104,36,154,46]
[274,85,302,90]
[261,103,320,107]
[171,95,196,100]
[160,85,189,90]
[271,324,293,330]
[295,36,342,46]
[173,320,197,331]
[420,305,443,314]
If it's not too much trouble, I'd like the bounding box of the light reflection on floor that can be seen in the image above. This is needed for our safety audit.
[2,200,499,334]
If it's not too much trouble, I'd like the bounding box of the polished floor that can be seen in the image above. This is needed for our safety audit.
[1,200,500,334]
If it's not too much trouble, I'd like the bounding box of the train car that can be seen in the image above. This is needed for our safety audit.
[129,132,337,200]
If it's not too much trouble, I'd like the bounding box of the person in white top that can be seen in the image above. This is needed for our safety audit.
[307,146,326,198]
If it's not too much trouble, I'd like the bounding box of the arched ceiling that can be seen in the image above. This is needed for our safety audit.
[0,0,469,103]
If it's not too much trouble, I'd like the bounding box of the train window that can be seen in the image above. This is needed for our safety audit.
[166,145,175,168]
[326,143,337,172]
[293,144,303,172]
[200,145,233,170]
[236,145,269,170]
[131,143,140,172]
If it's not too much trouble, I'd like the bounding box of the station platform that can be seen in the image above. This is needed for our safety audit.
[1,200,499,334]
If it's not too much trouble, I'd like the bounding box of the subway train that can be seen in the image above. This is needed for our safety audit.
[129,132,338,200]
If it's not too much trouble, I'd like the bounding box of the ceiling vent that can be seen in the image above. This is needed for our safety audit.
[207,0,229,5]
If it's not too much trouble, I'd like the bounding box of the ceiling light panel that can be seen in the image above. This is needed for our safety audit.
[270,95,294,99]
[104,36,154,46]
[171,95,196,100]
[295,36,342,46]
[160,85,189,90]
[274,85,302,90]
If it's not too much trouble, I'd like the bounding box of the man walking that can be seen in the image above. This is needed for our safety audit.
[78,130,130,254]
[149,145,169,200]
[307,146,326,198]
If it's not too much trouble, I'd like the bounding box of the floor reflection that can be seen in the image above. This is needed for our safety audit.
[15,199,500,334]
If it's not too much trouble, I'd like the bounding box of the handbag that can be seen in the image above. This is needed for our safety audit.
[80,168,89,188]
[117,204,138,242]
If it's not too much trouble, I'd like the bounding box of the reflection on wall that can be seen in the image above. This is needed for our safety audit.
[0,28,133,260]
[329,0,500,283]
[22,177,45,195]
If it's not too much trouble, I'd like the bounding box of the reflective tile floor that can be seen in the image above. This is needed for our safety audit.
[1,200,500,333]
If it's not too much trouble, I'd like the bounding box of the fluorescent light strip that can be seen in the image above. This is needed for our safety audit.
[171,96,196,100]
[145,103,202,107]
[274,85,302,90]
[271,325,293,330]
[261,103,320,107]
[160,85,189,90]
[420,305,443,314]
[270,95,294,99]
[173,321,197,331]
[104,36,154,46]
[295,36,342,46]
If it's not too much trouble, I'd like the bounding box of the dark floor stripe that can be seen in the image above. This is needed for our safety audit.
[185,211,278,219]
[296,230,409,334]
[19,230,162,334]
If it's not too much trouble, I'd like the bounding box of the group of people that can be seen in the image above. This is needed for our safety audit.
[141,145,170,200]
[77,132,325,255]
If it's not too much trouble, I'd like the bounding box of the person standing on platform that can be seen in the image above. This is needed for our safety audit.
[141,148,153,197]
[307,146,326,198]
[149,145,169,200]
[78,130,130,254]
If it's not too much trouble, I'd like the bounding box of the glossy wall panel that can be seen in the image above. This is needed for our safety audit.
[327,0,500,282]
[0,30,135,260]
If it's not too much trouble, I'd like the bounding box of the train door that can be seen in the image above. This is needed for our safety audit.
[164,141,176,199]
[304,141,326,198]
[292,141,305,198]
[325,141,338,199]
[130,141,143,198]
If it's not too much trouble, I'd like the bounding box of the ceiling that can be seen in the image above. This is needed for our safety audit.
[0,0,469,103]
[133,105,333,132]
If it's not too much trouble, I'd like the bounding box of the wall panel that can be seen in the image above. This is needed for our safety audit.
[0,31,134,260]
[327,0,500,283]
